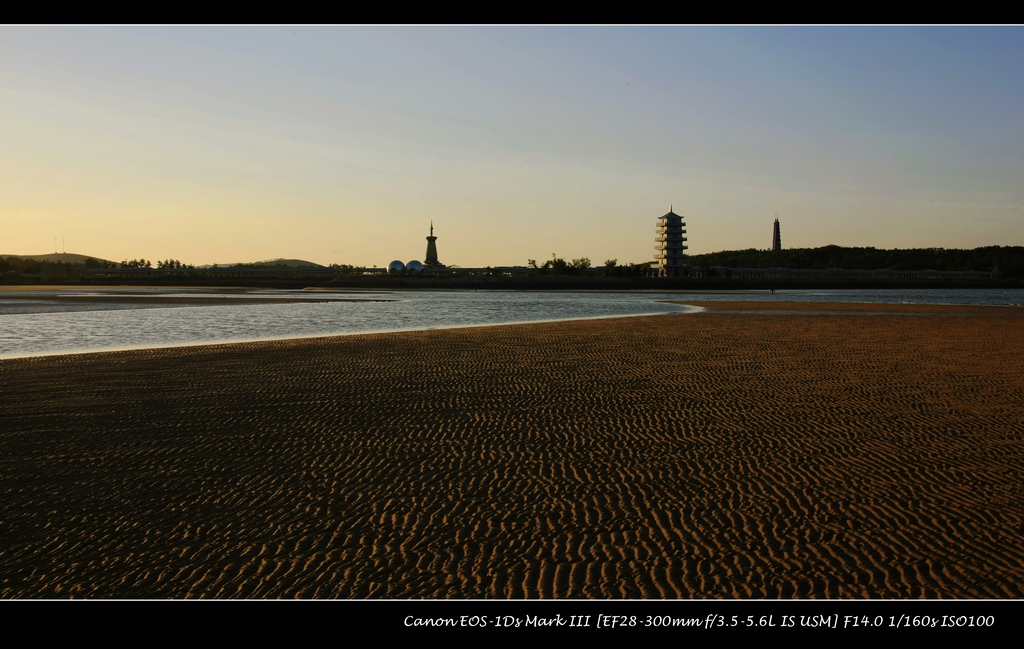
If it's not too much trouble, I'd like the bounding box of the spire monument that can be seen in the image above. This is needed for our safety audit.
[424,221,443,268]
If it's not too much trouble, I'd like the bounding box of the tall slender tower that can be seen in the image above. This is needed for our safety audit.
[655,205,688,277]
[424,221,443,267]
[772,213,782,253]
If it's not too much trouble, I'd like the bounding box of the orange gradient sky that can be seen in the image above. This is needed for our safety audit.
[2,26,1021,267]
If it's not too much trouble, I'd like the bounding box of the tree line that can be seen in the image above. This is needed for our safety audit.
[686,245,1024,279]
[526,255,652,277]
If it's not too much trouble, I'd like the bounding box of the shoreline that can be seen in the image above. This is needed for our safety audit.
[3,275,1020,291]
[678,300,1023,314]
[0,308,698,361]
[3,299,1019,361]
[2,305,1023,598]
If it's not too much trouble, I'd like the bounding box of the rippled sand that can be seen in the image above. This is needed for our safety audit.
[2,302,1022,598]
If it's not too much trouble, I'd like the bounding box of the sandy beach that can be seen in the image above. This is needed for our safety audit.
[1,302,1022,599]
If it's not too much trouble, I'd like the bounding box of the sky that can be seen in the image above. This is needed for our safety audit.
[2,25,1022,268]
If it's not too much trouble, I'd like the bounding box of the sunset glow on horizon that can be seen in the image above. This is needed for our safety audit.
[2,26,1021,268]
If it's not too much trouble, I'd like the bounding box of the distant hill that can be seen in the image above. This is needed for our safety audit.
[1,252,120,283]
[203,258,325,269]
[0,253,117,265]
[3,254,327,269]
[687,245,1024,280]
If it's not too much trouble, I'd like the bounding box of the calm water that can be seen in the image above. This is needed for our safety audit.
[1,287,1021,359]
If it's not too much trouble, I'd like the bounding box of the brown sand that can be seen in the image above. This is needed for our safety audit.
[1,303,1023,599]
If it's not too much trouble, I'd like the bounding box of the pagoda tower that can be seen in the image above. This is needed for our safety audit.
[424,221,443,268]
[772,213,782,253]
[655,205,687,277]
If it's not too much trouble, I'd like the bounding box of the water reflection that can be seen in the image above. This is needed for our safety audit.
[1,288,1020,359]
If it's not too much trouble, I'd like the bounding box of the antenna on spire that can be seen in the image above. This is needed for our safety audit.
[430,220,433,236]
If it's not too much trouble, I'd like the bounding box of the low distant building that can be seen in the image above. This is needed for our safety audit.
[726,267,1000,281]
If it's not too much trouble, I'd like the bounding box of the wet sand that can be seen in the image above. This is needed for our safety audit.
[0,285,392,309]
[2,302,1023,598]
